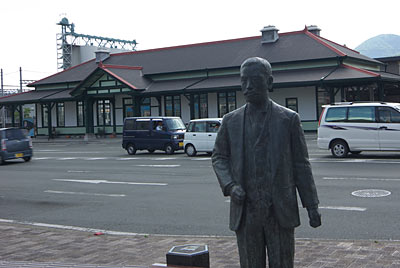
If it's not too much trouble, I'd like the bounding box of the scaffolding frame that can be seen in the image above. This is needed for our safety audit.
[56,17,137,71]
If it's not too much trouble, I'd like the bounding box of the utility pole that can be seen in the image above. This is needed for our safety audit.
[1,68,5,127]
[19,67,23,93]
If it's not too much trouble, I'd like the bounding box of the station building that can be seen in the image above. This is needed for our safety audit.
[1,25,400,137]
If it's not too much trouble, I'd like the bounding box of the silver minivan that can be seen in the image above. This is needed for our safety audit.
[184,118,222,156]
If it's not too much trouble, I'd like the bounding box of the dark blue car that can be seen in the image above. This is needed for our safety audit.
[122,117,186,155]
[0,128,33,165]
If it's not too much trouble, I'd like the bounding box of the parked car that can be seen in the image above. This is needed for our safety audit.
[184,118,222,156]
[317,102,400,158]
[0,128,33,165]
[122,117,186,155]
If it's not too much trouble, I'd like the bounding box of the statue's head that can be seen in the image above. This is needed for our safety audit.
[240,57,273,104]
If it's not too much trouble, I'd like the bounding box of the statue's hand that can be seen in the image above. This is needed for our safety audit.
[307,207,321,228]
[230,185,246,204]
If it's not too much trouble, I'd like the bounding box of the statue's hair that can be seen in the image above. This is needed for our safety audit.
[240,57,272,76]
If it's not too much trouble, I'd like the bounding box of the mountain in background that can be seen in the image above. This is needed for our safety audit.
[355,34,400,58]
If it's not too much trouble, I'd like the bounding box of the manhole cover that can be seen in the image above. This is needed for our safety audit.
[351,189,391,198]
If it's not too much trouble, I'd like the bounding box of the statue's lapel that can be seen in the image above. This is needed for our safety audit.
[268,102,282,179]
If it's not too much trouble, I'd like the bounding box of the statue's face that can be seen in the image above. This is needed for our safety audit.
[240,63,271,104]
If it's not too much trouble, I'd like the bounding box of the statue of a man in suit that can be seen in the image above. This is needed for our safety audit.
[212,57,321,268]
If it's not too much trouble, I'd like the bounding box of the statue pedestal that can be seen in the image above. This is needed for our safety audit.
[152,244,209,268]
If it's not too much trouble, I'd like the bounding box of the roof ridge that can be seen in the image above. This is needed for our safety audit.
[316,35,360,54]
[28,59,96,86]
[342,64,379,77]
[102,64,143,70]
[99,66,139,90]
[304,31,346,57]
[110,36,261,57]
[0,90,32,100]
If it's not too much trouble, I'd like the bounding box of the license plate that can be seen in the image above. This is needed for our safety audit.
[15,153,24,158]
[179,142,183,147]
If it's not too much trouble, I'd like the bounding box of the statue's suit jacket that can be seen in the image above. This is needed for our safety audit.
[212,101,319,231]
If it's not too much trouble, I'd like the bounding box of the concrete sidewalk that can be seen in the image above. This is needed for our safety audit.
[1,222,400,268]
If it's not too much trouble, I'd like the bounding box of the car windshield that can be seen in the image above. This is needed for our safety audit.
[166,118,186,130]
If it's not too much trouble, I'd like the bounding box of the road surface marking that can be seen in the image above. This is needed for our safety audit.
[319,206,366,211]
[224,200,366,211]
[311,159,400,164]
[33,157,51,160]
[135,164,180,167]
[152,157,177,160]
[352,189,391,198]
[67,170,91,173]
[85,157,109,160]
[53,179,167,186]
[323,177,400,181]
[191,158,210,161]
[58,157,78,160]
[44,190,125,197]
[117,157,140,160]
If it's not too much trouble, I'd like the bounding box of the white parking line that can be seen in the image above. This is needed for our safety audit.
[191,158,210,161]
[319,206,367,211]
[323,177,400,181]
[54,179,168,186]
[67,170,91,173]
[224,200,366,211]
[58,157,78,160]
[44,190,125,197]
[135,164,180,167]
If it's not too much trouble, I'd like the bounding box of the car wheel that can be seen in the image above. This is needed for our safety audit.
[126,144,136,155]
[185,144,197,157]
[148,149,155,154]
[0,155,4,165]
[165,144,174,155]
[350,151,362,155]
[23,157,31,162]
[331,140,349,158]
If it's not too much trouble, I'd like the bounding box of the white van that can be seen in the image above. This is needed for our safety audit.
[317,102,400,157]
[184,118,222,156]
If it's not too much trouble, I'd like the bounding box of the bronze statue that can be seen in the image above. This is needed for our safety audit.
[212,57,321,268]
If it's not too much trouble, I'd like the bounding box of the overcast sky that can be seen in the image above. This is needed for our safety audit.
[1,0,399,88]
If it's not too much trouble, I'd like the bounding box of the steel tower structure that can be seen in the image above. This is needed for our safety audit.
[56,17,137,71]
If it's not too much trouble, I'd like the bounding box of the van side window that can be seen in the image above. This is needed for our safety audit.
[378,107,400,123]
[187,122,195,132]
[125,119,135,130]
[325,107,347,122]
[348,107,375,122]
[207,122,221,133]
[135,121,150,130]
[194,122,206,132]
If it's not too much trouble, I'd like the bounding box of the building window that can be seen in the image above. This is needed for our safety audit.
[218,92,236,117]
[56,102,65,127]
[97,99,111,126]
[41,104,48,127]
[165,95,181,117]
[76,101,85,127]
[141,97,151,116]
[192,93,208,119]
[286,98,298,112]
[123,98,134,118]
